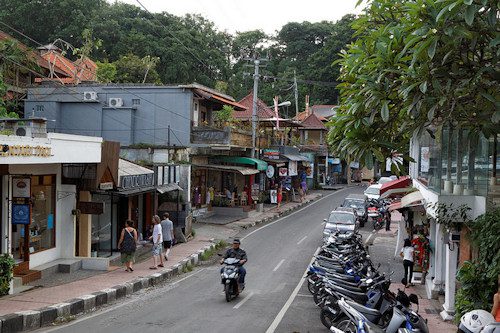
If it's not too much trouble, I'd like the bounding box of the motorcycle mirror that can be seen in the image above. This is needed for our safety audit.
[323,218,327,222]
[408,293,419,305]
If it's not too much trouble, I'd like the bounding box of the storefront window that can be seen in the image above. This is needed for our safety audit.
[417,128,442,193]
[30,175,56,253]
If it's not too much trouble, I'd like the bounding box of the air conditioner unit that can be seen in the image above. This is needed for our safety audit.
[13,124,33,137]
[83,91,98,101]
[109,98,123,107]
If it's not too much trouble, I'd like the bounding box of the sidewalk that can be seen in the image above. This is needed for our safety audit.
[0,237,214,332]
[368,217,457,333]
[0,191,328,332]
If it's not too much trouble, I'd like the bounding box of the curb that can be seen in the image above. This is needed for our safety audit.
[0,242,217,333]
[237,193,324,229]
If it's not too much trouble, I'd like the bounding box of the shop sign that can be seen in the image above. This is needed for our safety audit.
[278,168,288,177]
[270,190,277,204]
[99,182,113,190]
[266,165,275,178]
[13,178,31,198]
[120,173,154,189]
[263,149,280,160]
[12,204,30,224]
[307,163,314,179]
[328,158,341,164]
[0,144,51,157]
[288,161,298,176]
[77,201,104,215]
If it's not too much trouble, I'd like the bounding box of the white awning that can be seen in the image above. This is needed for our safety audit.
[157,183,183,194]
[401,191,424,208]
[193,164,259,175]
[118,159,153,177]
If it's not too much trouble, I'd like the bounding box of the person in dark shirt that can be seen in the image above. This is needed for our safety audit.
[220,239,247,289]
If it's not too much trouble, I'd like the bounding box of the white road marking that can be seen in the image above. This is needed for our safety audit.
[233,291,254,309]
[242,189,348,241]
[265,247,320,333]
[273,259,285,272]
[297,236,307,245]
[296,293,314,298]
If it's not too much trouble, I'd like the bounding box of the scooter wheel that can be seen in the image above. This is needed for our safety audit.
[225,284,231,302]
[320,308,337,329]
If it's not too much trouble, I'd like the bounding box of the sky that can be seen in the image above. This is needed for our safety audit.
[118,0,364,34]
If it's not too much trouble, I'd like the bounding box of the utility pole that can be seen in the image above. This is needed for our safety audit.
[294,70,299,118]
[244,54,267,158]
[251,59,260,158]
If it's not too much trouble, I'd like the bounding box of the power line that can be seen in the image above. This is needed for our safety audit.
[0,21,43,47]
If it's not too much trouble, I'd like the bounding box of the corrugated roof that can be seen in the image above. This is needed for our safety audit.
[193,88,246,111]
[118,159,153,177]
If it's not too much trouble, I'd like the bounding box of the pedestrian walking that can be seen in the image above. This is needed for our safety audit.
[161,213,175,261]
[400,238,415,288]
[149,215,163,269]
[277,185,283,211]
[117,219,137,272]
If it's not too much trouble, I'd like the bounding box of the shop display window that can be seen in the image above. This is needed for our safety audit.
[30,175,56,253]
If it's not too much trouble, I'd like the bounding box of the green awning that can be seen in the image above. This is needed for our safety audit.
[216,156,268,171]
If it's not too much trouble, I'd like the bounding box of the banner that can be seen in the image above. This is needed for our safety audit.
[13,178,30,198]
[278,168,288,177]
[420,147,430,172]
[270,190,277,204]
[288,161,297,176]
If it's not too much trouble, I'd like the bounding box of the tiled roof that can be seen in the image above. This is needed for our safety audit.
[233,92,275,120]
[0,30,68,77]
[300,113,327,130]
[295,111,327,122]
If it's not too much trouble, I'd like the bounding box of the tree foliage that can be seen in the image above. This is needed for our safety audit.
[455,208,500,322]
[0,1,355,110]
[328,0,498,168]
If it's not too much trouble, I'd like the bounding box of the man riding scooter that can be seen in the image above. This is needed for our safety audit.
[220,239,247,292]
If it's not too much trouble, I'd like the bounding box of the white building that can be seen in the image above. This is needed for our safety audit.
[405,125,496,320]
[0,118,102,292]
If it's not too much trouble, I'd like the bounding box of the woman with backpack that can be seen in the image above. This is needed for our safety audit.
[117,219,138,272]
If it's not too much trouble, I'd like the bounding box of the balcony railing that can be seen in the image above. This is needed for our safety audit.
[191,126,267,148]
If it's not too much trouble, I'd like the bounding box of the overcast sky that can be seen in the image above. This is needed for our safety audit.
[118,0,364,34]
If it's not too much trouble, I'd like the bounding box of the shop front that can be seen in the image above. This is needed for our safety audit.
[192,164,261,208]
[262,147,310,203]
[0,127,102,285]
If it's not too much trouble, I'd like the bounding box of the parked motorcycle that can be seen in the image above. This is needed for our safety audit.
[308,209,430,333]
[458,309,500,333]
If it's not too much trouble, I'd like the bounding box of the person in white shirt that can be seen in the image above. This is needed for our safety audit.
[149,215,163,269]
[400,238,415,288]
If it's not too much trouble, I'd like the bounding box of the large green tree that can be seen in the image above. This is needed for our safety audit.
[328,0,498,169]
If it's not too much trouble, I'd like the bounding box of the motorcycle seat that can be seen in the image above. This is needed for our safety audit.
[346,299,382,323]
[325,271,357,282]
[331,285,368,304]
[329,276,359,287]
[327,280,364,293]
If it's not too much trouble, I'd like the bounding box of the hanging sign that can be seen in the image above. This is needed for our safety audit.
[12,204,30,224]
[266,165,275,178]
[288,161,298,176]
[278,168,288,177]
[13,178,31,198]
[263,149,280,160]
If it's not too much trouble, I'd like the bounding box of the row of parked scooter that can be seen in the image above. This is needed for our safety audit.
[306,231,429,333]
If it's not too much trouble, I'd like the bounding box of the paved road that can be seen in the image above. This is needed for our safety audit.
[39,187,366,333]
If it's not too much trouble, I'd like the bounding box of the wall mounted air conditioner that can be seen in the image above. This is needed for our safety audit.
[109,98,124,107]
[83,91,98,101]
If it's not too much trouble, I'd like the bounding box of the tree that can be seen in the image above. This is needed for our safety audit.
[0,73,20,118]
[95,60,116,83]
[328,0,498,170]
[113,54,161,84]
